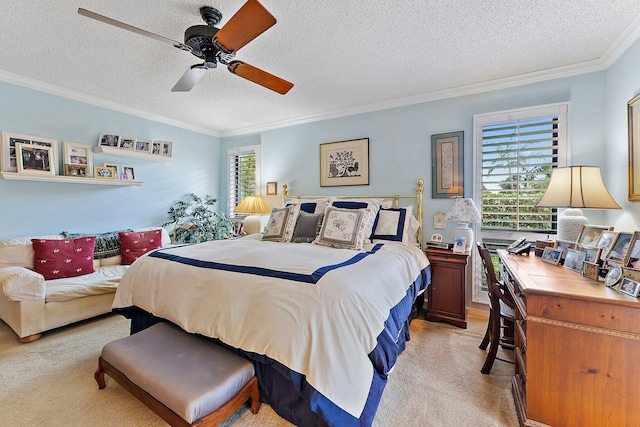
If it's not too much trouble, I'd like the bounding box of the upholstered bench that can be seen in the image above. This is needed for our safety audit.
[95,322,260,426]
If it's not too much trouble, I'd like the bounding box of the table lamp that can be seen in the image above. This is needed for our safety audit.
[445,198,481,251]
[535,166,620,241]
[235,195,271,234]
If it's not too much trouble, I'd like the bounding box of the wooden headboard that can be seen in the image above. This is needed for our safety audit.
[282,179,424,244]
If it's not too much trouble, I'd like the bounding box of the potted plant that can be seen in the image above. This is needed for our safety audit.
[162,193,230,243]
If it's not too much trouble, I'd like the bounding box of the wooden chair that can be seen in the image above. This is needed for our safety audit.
[476,242,515,374]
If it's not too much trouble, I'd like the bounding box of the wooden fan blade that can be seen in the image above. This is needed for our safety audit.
[78,8,192,52]
[172,65,208,92]
[228,61,293,95]
[214,0,276,53]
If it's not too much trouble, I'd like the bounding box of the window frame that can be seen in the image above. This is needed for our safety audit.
[227,145,262,219]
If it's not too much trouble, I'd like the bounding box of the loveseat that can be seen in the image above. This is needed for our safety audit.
[0,227,170,342]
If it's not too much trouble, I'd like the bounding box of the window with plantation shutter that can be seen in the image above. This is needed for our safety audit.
[227,145,261,218]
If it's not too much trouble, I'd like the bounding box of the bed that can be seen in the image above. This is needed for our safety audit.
[111,180,431,426]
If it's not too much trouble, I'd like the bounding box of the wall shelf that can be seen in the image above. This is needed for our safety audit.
[0,172,143,186]
[93,146,174,162]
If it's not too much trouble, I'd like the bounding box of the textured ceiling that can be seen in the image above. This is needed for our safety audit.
[2,1,640,136]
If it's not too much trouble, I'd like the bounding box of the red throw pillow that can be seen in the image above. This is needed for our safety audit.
[32,237,96,280]
[119,230,162,265]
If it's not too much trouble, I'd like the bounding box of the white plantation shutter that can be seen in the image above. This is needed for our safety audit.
[228,146,260,218]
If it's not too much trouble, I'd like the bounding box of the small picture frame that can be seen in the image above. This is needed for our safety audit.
[104,163,119,180]
[578,246,601,264]
[16,143,55,176]
[582,262,599,280]
[122,165,136,181]
[605,266,623,287]
[64,164,88,177]
[266,182,277,195]
[161,141,173,157]
[554,240,576,259]
[2,132,58,173]
[576,224,613,248]
[596,231,618,260]
[433,211,446,229]
[135,139,152,153]
[63,141,93,176]
[620,277,640,297]
[563,249,587,274]
[453,236,466,253]
[542,247,562,265]
[94,165,116,180]
[625,231,640,269]
[119,136,136,151]
[605,232,633,264]
[151,141,162,155]
[98,133,120,148]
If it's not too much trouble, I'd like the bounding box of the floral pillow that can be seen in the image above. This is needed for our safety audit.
[314,206,374,250]
[119,230,162,265]
[32,236,96,280]
[263,204,300,242]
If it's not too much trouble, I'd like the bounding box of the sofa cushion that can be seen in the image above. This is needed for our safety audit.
[62,229,132,259]
[119,230,162,265]
[32,237,96,280]
[45,265,128,302]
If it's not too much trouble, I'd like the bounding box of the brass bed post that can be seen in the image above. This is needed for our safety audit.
[416,178,424,245]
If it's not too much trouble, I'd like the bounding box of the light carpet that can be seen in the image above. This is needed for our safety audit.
[0,312,518,426]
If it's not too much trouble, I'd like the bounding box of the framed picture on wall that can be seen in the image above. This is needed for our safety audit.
[16,143,55,176]
[431,131,464,198]
[63,141,93,177]
[98,133,120,148]
[320,138,369,187]
[2,132,58,173]
[119,137,136,151]
[628,94,640,201]
[122,165,136,181]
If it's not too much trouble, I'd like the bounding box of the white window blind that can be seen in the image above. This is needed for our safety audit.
[227,146,259,218]
[480,117,560,232]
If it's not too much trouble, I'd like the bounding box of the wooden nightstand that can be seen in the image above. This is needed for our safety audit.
[424,247,469,329]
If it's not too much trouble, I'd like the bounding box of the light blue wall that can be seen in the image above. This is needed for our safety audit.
[0,81,220,239]
[223,70,610,244]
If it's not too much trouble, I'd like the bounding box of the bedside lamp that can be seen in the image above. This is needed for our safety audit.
[235,195,271,235]
[535,166,620,241]
[445,198,481,252]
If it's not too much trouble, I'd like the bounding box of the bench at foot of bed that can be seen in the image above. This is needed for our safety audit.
[95,322,260,426]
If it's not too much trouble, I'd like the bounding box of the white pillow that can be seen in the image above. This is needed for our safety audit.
[262,204,300,242]
[327,198,382,240]
[314,206,374,250]
[371,206,415,244]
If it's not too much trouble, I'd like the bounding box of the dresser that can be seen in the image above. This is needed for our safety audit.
[498,250,640,427]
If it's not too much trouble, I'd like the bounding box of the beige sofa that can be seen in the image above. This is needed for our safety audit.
[0,227,170,342]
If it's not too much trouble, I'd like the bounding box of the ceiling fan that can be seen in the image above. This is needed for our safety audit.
[78,0,293,94]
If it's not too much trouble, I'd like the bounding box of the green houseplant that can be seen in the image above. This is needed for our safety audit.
[162,193,230,243]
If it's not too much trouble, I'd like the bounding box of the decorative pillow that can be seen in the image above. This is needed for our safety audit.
[327,198,382,241]
[285,198,328,214]
[371,206,416,244]
[63,229,132,259]
[119,230,162,265]
[314,207,374,250]
[32,236,96,280]
[263,204,300,242]
[291,212,324,243]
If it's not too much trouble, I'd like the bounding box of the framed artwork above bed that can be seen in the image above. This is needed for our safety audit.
[431,131,464,198]
[320,138,369,187]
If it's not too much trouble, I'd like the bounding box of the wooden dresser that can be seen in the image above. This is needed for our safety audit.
[498,250,640,427]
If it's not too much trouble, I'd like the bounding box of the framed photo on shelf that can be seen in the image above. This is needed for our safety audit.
[63,141,93,177]
[94,165,116,180]
[578,246,601,264]
[605,232,633,264]
[119,137,136,151]
[122,165,136,181]
[135,139,152,153]
[605,265,623,287]
[596,231,618,260]
[542,247,562,265]
[576,224,613,247]
[563,249,587,274]
[151,141,162,155]
[582,262,599,280]
[15,143,55,176]
[320,138,369,187]
[554,240,576,259]
[104,163,119,180]
[98,133,120,148]
[431,131,464,198]
[64,164,88,177]
[2,132,58,173]
[160,141,172,157]
[266,181,277,195]
[620,277,640,297]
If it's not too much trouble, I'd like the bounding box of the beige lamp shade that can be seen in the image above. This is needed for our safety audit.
[235,196,271,235]
[535,166,620,241]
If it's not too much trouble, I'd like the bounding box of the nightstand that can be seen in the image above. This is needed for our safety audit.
[424,247,469,329]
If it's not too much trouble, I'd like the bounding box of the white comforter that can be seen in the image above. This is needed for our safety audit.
[112,234,429,419]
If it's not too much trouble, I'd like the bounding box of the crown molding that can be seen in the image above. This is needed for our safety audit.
[0,71,221,137]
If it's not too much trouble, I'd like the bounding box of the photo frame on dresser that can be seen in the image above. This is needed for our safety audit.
[431,131,464,198]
